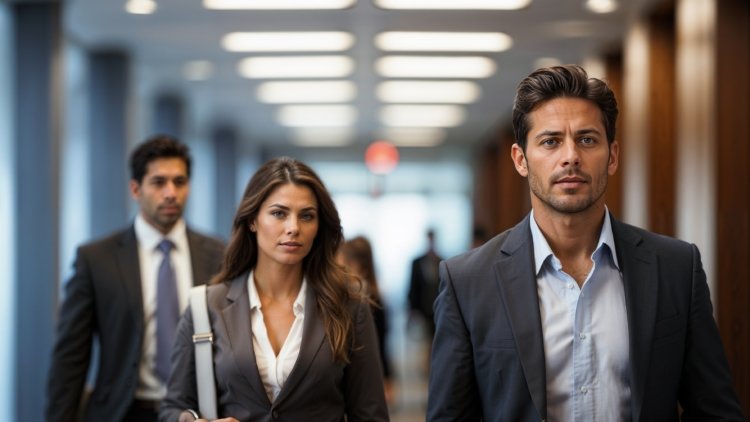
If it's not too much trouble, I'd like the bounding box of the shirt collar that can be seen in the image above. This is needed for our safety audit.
[247,270,308,317]
[134,213,188,252]
[529,207,619,276]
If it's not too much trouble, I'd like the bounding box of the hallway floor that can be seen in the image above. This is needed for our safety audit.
[385,310,430,422]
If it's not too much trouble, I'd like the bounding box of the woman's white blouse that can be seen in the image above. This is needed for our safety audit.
[247,271,307,403]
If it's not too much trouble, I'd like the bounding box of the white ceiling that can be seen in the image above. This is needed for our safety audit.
[64,0,658,163]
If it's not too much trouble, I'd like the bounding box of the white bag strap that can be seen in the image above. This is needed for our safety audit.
[189,285,218,420]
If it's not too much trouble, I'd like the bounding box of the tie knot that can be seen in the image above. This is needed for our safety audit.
[157,239,175,254]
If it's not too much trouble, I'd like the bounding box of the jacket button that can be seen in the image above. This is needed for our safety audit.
[272,410,279,419]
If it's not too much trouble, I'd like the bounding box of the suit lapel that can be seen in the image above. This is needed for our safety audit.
[274,285,326,406]
[220,275,269,404]
[494,216,547,418]
[611,219,658,422]
[117,227,144,330]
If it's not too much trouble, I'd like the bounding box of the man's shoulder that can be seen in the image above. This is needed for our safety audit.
[613,219,695,255]
[445,225,518,270]
[77,226,134,252]
[186,227,226,250]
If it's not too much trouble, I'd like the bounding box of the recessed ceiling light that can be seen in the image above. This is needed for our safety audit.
[238,56,354,78]
[257,81,357,103]
[291,127,355,146]
[585,0,618,14]
[375,32,512,52]
[205,0,355,10]
[375,56,496,78]
[182,61,215,81]
[377,127,447,147]
[277,105,358,127]
[374,0,530,10]
[125,0,157,14]
[377,81,481,103]
[380,105,465,127]
[222,32,355,52]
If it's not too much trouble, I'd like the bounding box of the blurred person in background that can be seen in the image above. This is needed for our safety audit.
[407,229,442,340]
[46,135,225,422]
[338,235,395,405]
[160,157,388,422]
[427,65,744,421]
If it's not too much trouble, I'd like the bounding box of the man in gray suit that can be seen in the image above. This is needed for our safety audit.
[428,65,744,421]
[46,135,225,422]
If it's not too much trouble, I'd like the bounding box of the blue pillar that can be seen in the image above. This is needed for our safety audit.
[88,50,130,237]
[153,93,184,139]
[213,125,238,239]
[0,4,15,421]
[12,2,61,420]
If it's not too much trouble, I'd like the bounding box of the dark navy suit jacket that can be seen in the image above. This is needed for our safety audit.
[427,214,744,421]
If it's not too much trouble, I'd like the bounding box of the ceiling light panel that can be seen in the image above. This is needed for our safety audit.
[238,56,354,78]
[374,0,531,10]
[586,0,618,14]
[377,127,447,147]
[377,81,481,103]
[205,0,355,10]
[375,56,496,78]
[257,81,357,103]
[380,105,466,127]
[375,32,512,52]
[291,127,356,146]
[222,32,355,52]
[125,0,157,14]
[277,105,358,127]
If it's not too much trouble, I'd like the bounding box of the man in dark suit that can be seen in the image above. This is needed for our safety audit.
[46,135,225,422]
[408,229,442,338]
[427,65,744,421]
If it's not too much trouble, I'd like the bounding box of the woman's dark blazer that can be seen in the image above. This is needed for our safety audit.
[160,274,389,422]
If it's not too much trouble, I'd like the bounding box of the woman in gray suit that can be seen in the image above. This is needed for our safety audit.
[160,157,389,422]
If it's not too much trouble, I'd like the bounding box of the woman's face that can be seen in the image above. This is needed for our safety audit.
[252,183,319,269]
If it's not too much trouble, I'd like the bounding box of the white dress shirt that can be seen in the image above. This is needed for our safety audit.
[133,214,193,400]
[247,271,307,403]
[530,209,631,421]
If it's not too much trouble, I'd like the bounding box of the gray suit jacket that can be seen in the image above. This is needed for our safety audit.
[159,275,389,422]
[46,225,225,422]
[427,214,744,421]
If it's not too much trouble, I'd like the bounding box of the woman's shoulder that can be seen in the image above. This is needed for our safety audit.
[205,277,244,306]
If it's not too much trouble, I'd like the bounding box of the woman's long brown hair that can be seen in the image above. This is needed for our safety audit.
[340,236,382,304]
[211,157,357,363]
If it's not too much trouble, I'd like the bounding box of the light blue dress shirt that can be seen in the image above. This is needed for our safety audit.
[530,209,631,421]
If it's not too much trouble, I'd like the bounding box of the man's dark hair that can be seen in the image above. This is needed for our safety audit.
[129,134,191,183]
[512,64,618,151]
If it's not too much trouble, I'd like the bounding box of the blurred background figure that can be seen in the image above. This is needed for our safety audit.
[338,236,395,406]
[406,229,442,374]
[46,136,225,422]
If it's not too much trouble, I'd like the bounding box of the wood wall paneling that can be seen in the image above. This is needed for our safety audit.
[647,10,677,236]
[604,52,625,219]
[716,0,750,413]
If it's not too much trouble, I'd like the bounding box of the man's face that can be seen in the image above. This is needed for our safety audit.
[130,157,190,234]
[511,97,618,215]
